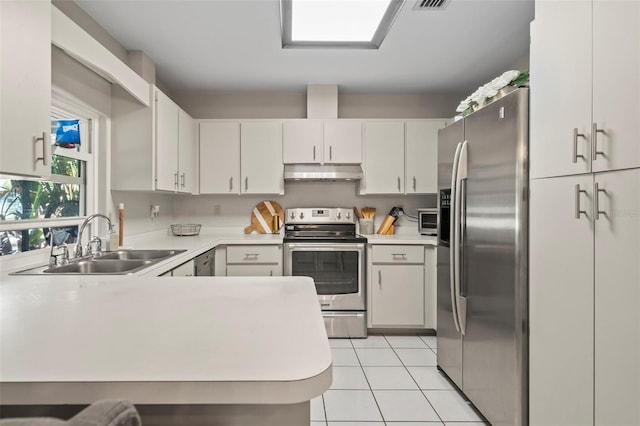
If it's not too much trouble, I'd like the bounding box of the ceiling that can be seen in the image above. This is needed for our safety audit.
[74,0,534,94]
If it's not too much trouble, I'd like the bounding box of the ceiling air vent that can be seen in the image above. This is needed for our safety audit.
[414,0,449,10]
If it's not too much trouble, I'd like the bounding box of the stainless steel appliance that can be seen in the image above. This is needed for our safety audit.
[195,248,215,276]
[437,88,528,426]
[417,208,438,235]
[283,207,367,338]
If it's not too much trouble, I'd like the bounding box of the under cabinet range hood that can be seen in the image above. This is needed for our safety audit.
[284,164,364,181]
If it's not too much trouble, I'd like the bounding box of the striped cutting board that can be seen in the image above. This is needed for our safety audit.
[244,201,284,234]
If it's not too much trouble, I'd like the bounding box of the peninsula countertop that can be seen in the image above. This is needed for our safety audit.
[0,276,332,405]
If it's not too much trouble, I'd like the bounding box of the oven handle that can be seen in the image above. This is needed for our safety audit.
[284,243,365,252]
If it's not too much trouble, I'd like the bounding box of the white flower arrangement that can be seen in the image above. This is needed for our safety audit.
[456,70,529,116]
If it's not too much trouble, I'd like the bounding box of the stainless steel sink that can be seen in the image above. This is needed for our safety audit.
[11,249,187,275]
[44,259,152,274]
[99,249,184,261]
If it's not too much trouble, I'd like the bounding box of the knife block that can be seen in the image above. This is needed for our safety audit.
[377,215,396,235]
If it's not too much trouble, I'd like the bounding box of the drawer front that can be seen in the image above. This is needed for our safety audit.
[226,264,282,277]
[371,245,424,264]
[226,245,282,264]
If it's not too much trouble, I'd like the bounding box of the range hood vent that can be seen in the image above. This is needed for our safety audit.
[284,164,364,181]
[414,0,449,10]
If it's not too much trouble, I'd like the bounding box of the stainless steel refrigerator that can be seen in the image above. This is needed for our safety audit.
[437,87,528,426]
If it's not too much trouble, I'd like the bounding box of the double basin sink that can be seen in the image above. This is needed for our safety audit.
[12,249,187,275]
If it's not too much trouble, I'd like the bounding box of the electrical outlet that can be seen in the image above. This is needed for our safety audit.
[150,205,160,218]
[213,205,222,216]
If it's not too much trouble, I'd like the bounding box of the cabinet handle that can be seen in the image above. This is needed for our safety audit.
[378,270,382,287]
[594,182,607,220]
[574,184,588,219]
[244,253,259,260]
[572,128,587,163]
[313,145,316,161]
[34,132,47,166]
[413,176,416,192]
[180,173,185,188]
[592,123,606,160]
[329,145,333,161]
[245,177,248,191]
[397,176,401,192]
[270,270,273,276]
[392,253,407,260]
[229,176,233,192]
[174,172,179,189]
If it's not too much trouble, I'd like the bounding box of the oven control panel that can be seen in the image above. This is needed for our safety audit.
[286,208,354,224]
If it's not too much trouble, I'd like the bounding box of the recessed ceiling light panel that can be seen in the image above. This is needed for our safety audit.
[281,0,405,49]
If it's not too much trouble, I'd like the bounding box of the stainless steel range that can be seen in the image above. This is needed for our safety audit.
[283,207,367,338]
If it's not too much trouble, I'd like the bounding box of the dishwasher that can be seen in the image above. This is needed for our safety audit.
[194,248,215,276]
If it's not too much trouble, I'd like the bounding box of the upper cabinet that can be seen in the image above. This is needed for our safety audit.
[112,86,195,193]
[406,120,446,194]
[323,120,362,164]
[200,121,283,195]
[361,119,445,195]
[0,0,51,178]
[283,119,362,164]
[530,1,640,179]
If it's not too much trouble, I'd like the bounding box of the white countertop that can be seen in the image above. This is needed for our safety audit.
[364,233,438,245]
[0,276,331,405]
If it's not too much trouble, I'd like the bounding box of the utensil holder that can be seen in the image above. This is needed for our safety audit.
[359,218,374,234]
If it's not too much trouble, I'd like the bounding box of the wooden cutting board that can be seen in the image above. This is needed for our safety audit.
[244,201,285,234]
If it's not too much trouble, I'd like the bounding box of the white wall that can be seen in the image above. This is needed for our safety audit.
[111,191,176,239]
[173,182,436,232]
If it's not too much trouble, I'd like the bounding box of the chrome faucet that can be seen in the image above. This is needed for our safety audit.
[74,214,112,258]
[48,231,69,267]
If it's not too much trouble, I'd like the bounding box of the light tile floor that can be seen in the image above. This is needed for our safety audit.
[311,334,488,426]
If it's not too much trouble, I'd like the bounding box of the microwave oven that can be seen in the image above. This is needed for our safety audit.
[418,208,438,235]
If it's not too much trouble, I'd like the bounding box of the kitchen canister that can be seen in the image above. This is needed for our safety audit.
[359,218,374,234]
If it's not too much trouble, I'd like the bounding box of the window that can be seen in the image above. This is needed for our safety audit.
[0,96,97,256]
[280,0,405,49]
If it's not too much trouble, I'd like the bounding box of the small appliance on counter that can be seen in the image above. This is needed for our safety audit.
[417,208,438,236]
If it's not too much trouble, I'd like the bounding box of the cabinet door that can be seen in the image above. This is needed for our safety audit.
[155,90,179,192]
[405,120,445,194]
[363,121,405,194]
[226,265,282,277]
[178,109,195,194]
[530,2,592,179]
[324,120,362,164]
[283,120,322,164]
[592,1,640,172]
[171,260,195,277]
[241,121,284,194]
[529,175,594,426]
[371,265,424,327]
[594,168,640,425]
[199,122,240,194]
[0,0,51,178]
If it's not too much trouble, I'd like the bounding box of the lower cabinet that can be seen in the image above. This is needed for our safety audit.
[160,259,195,277]
[367,244,436,329]
[223,245,283,277]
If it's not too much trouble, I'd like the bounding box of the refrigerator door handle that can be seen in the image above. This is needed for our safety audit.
[449,142,463,333]
[454,141,468,335]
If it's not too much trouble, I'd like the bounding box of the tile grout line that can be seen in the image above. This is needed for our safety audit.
[351,336,386,424]
[383,334,446,425]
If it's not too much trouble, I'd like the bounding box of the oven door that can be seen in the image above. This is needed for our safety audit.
[283,242,365,311]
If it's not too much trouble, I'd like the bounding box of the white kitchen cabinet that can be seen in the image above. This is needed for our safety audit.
[159,259,195,277]
[530,1,640,179]
[240,122,284,194]
[282,119,362,165]
[405,120,446,194]
[155,90,180,192]
[529,169,640,426]
[362,121,405,194]
[111,86,195,193]
[368,245,431,328]
[199,122,241,194]
[0,0,51,178]
[323,120,362,164]
[282,120,323,164]
[178,109,195,194]
[225,245,282,277]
